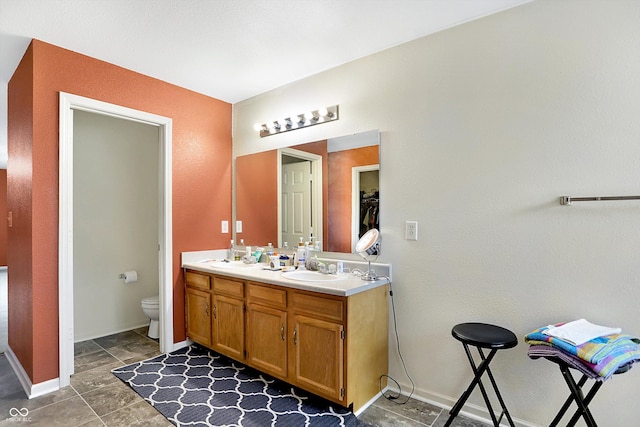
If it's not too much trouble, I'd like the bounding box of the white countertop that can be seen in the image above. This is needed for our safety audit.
[182,259,390,297]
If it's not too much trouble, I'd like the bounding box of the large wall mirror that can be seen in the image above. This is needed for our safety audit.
[235,130,379,254]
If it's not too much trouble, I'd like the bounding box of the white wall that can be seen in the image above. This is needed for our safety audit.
[73,110,159,341]
[234,1,640,425]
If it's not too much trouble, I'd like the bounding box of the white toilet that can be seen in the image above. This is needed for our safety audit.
[141,295,160,339]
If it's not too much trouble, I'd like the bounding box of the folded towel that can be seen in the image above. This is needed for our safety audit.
[527,345,602,381]
[528,344,640,380]
[525,325,640,364]
[542,319,621,346]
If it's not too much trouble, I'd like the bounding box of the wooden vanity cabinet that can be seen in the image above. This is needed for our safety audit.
[246,282,288,379]
[211,276,245,360]
[289,291,345,402]
[184,268,388,411]
[185,271,212,347]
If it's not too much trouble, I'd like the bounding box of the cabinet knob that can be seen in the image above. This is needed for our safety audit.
[280,324,285,341]
[213,304,217,319]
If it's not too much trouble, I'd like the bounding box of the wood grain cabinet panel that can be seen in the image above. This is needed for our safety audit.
[184,268,388,411]
[246,303,288,378]
[290,314,344,401]
[185,287,212,347]
[212,293,245,360]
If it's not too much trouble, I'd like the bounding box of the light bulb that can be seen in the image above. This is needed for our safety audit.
[318,107,328,117]
[253,123,263,132]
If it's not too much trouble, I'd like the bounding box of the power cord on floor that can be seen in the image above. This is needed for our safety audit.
[377,277,415,404]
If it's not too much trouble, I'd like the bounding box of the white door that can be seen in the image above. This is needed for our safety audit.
[281,161,312,247]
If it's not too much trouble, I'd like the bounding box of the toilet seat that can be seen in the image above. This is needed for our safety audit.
[141,295,159,306]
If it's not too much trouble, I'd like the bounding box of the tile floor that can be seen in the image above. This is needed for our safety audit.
[0,328,488,426]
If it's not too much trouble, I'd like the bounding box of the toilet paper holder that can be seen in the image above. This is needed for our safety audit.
[119,271,138,283]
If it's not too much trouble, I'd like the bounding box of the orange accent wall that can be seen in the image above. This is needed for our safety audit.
[236,150,278,245]
[8,40,232,384]
[327,146,378,253]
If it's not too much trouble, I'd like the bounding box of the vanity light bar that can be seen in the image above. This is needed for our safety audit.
[254,105,339,138]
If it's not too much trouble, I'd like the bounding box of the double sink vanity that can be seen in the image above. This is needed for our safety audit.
[182,254,390,411]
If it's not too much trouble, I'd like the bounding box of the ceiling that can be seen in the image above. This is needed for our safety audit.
[0,0,531,167]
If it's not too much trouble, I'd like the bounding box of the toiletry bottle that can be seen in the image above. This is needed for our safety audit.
[228,239,234,261]
[297,240,306,270]
[253,247,264,263]
[279,244,290,267]
[266,243,274,257]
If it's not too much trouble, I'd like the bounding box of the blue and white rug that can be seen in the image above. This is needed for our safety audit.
[112,345,366,427]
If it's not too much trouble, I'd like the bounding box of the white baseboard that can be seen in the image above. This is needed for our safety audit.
[354,389,385,416]
[5,345,60,399]
[171,339,191,352]
[388,381,539,427]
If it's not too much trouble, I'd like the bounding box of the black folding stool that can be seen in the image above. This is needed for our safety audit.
[445,322,518,427]
[541,357,632,427]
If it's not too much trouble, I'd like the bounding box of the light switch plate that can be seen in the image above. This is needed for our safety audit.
[221,220,229,233]
[236,220,243,233]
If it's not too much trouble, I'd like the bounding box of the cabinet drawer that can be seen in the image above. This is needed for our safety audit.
[291,292,344,323]
[213,276,244,298]
[247,283,287,309]
[185,271,211,291]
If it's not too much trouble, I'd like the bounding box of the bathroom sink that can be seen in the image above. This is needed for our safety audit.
[281,270,345,282]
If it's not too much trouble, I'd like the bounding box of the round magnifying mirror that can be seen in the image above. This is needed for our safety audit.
[355,228,380,280]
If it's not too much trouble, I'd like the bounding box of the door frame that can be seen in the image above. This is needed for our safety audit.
[58,92,173,387]
[351,164,379,252]
[277,148,323,248]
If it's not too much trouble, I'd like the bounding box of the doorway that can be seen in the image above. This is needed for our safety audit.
[278,148,322,248]
[351,165,379,252]
[59,93,173,388]
[73,110,159,341]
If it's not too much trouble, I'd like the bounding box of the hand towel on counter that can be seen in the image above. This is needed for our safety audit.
[542,318,621,346]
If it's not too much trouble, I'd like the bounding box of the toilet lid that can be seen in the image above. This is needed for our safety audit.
[142,295,159,304]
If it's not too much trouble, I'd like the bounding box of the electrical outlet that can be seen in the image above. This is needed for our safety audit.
[405,221,418,240]
[236,220,243,233]
[221,220,229,233]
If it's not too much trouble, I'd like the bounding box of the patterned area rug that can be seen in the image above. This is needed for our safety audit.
[112,345,365,427]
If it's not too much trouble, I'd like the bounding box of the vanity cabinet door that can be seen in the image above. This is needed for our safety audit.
[246,283,288,379]
[246,304,287,378]
[212,293,245,360]
[290,314,344,402]
[185,271,212,346]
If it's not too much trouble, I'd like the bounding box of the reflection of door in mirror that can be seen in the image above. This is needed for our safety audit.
[279,147,324,249]
[353,167,379,252]
[281,160,311,247]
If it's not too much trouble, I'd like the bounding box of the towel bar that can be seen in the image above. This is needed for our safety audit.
[560,195,640,206]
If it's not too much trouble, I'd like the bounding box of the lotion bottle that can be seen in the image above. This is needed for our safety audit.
[297,239,306,270]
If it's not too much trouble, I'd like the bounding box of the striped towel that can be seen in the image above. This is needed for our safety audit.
[528,344,639,380]
[524,325,640,364]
